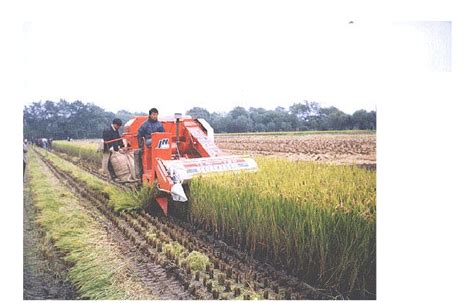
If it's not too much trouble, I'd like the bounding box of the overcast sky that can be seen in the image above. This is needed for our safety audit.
[21,1,451,115]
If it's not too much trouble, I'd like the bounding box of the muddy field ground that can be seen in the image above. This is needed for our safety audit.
[215,133,376,166]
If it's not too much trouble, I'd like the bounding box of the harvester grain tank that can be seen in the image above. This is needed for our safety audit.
[120,114,258,215]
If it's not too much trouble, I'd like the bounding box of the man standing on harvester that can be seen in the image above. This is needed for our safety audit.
[137,108,165,148]
[102,118,124,179]
[136,108,164,176]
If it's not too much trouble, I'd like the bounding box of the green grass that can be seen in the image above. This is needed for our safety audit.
[26,151,152,299]
[35,147,150,211]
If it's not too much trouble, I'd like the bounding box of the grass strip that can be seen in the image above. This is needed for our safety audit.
[35,147,149,211]
[26,151,153,299]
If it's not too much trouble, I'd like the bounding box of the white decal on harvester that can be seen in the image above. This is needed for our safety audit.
[162,156,258,181]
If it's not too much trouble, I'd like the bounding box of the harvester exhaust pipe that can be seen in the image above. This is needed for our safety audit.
[175,113,182,159]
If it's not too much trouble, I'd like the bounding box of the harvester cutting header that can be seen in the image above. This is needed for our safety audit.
[107,113,258,215]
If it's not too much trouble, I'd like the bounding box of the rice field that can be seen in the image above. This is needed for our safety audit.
[52,140,102,168]
[49,137,376,297]
[189,158,375,295]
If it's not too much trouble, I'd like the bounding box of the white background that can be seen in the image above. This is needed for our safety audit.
[18,1,451,115]
[2,1,474,302]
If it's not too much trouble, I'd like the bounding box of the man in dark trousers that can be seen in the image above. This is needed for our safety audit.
[136,108,165,176]
[102,118,124,179]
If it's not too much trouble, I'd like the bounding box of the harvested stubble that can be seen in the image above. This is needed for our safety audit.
[188,157,376,296]
[216,134,376,158]
[26,151,152,299]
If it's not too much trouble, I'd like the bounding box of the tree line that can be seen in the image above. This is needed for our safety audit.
[186,101,376,133]
[23,100,146,141]
[23,100,375,140]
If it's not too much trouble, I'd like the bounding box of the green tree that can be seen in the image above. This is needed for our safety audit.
[227,115,253,132]
[229,106,249,119]
[351,109,376,130]
[186,107,211,121]
[24,100,376,138]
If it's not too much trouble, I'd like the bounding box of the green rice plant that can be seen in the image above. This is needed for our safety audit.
[185,251,210,271]
[188,157,376,297]
[161,240,211,268]
[114,183,156,211]
[52,140,102,168]
[26,151,152,299]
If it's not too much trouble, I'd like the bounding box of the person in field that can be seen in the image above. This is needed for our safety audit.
[136,108,165,177]
[101,118,124,179]
[137,108,165,149]
[41,137,48,149]
[23,139,28,179]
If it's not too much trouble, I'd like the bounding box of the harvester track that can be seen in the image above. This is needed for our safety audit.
[42,149,327,299]
[33,149,197,299]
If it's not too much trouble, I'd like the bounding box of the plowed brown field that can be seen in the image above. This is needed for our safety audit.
[215,133,376,165]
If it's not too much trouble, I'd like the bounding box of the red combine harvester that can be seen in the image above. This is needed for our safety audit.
[121,114,258,215]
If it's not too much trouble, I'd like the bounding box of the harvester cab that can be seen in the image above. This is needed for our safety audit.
[121,114,258,215]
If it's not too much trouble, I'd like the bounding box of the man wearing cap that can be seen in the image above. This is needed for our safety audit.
[101,118,124,179]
